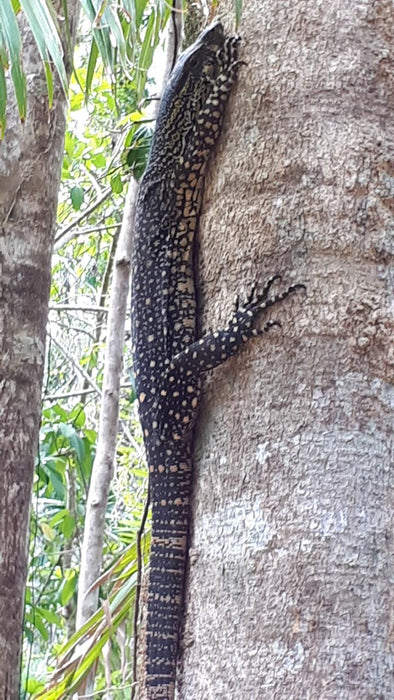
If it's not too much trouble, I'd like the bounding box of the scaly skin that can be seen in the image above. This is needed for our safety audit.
[131,22,303,699]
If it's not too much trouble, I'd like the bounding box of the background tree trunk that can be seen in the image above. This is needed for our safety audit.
[0,5,79,697]
[180,1,394,697]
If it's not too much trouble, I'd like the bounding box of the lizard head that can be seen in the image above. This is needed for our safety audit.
[144,20,240,174]
[154,21,227,139]
[171,20,226,85]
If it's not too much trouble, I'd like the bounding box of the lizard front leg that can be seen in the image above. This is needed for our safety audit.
[171,278,305,376]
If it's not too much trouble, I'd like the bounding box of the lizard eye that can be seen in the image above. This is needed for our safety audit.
[202,62,215,78]
[187,55,202,72]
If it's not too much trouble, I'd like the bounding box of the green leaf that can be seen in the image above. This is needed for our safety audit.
[69,405,86,428]
[60,513,76,539]
[0,61,6,138]
[135,0,149,29]
[69,432,86,468]
[58,422,87,469]
[49,508,68,526]
[233,0,243,28]
[110,172,123,194]
[70,185,84,211]
[41,522,56,541]
[36,606,62,627]
[124,123,152,179]
[44,403,69,421]
[137,10,156,98]
[90,152,106,168]
[80,0,114,71]
[24,627,33,644]
[42,460,66,499]
[60,571,76,606]
[43,59,53,108]
[10,0,21,13]
[0,0,26,121]
[25,609,49,641]
[58,423,75,440]
[70,90,84,112]
[25,678,45,694]
[19,0,68,97]
[100,0,128,73]
[84,429,97,444]
[85,37,99,97]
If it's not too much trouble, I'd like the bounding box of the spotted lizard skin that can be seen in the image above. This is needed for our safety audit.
[131,21,303,699]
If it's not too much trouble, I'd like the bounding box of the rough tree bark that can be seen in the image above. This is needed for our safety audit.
[0,4,79,697]
[180,1,394,698]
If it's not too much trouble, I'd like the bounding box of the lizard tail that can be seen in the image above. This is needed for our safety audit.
[145,448,193,699]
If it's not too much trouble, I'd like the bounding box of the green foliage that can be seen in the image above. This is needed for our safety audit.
[19,0,67,99]
[22,3,158,691]
[0,0,26,129]
[0,0,68,134]
[25,393,148,694]
[23,405,94,695]
[0,0,170,137]
[33,528,150,699]
[0,0,243,138]
[123,120,153,180]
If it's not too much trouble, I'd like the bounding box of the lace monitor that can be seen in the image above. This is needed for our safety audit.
[131,20,304,699]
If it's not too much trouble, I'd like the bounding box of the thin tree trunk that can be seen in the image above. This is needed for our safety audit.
[76,179,138,631]
[75,179,138,697]
[180,1,394,698]
[0,5,79,697]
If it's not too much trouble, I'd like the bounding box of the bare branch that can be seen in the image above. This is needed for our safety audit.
[49,304,109,313]
[54,187,112,249]
[43,383,132,403]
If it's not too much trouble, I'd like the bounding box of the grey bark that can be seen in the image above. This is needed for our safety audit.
[0,4,79,697]
[180,1,394,698]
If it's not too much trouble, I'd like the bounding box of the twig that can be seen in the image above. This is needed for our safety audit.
[51,336,101,395]
[54,187,112,248]
[43,383,132,402]
[49,304,109,313]
[60,223,121,237]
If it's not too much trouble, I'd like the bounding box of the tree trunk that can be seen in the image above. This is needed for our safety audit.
[0,5,79,697]
[180,1,394,698]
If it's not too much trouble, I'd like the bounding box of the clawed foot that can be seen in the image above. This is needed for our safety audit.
[217,35,242,83]
[236,276,306,336]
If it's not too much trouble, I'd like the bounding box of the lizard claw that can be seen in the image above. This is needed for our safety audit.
[252,319,282,337]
